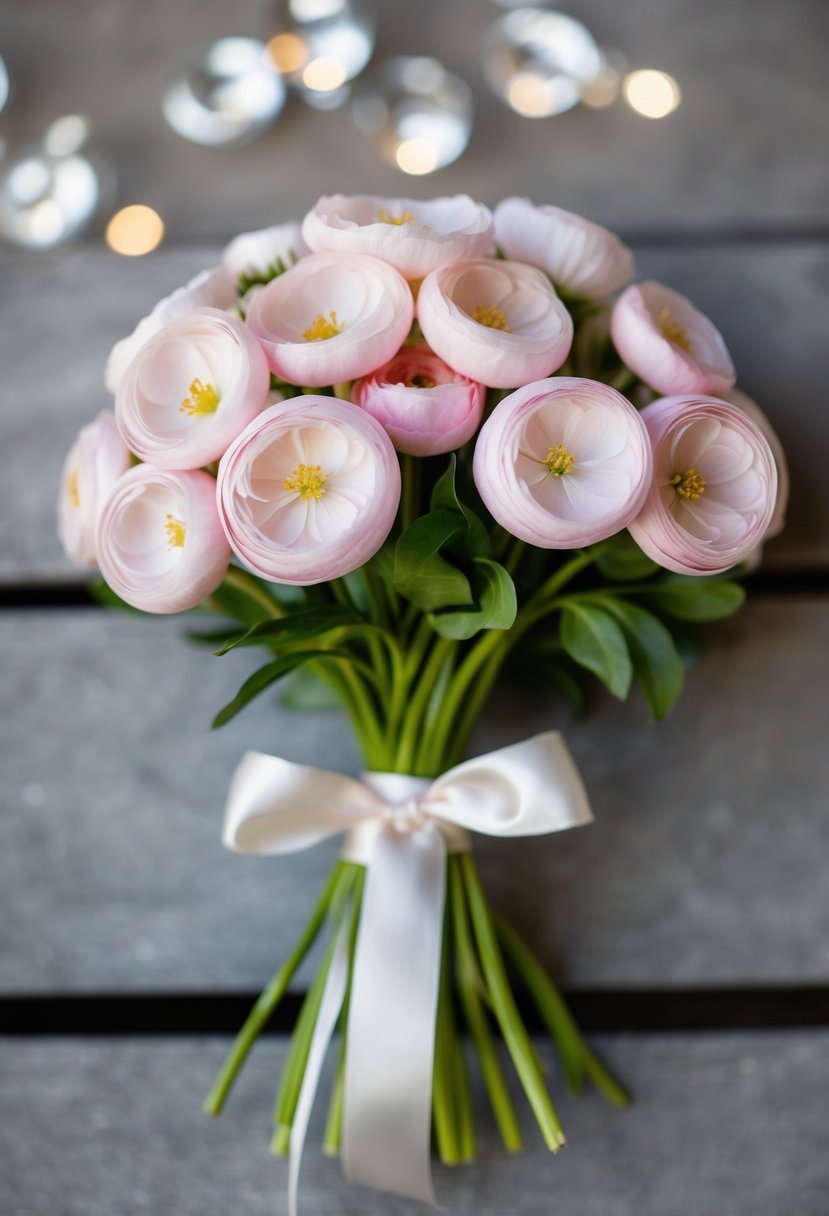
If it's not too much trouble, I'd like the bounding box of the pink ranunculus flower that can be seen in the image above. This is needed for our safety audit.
[417,260,573,389]
[628,395,778,575]
[473,377,652,548]
[57,411,132,569]
[494,197,634,299]
[115,307,270,471]
[352,345,485,457]
[217,397,401,586]
[96,466,231,613]
[222,221,305,280]
[301,194,494,281]
[246,253,414,387]
[727,388,789,541]
[105,266,237,394]
[611,281,736,397]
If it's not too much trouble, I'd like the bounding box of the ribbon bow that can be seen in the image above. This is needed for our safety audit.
[223,731,593,1214]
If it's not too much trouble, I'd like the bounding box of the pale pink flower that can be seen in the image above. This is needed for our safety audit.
[105,266,237,394]
[246,254,414,387]
[417,260,573,389]
[115,307,270,471]
[301,194,494,280]
[611,282,736,396]
[217,397,401,585]
[96,466,231,613]
[352,345,485,457]
[727,388,789,541]
[473,377,652,548]
[222,222,305,280]
[494,197,634,299]
[629,395,778,575]
[57,411,131,569]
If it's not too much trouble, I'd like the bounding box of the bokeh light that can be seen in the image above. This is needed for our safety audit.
[623,69,681,119]
[105,204,165,256]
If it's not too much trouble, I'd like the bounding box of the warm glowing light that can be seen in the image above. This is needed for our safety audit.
[623,69,681,119]
[506,73,555,118]
[395,138,438,176]
[266,33,309,74]
[301,56,347,92]
[105,205,165,257]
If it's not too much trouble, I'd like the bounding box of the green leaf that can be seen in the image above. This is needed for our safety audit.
[212,650,346,728]
[430,455,490,558]
[594,534,660,582]
[602,598,684,720]
[279,667,343,711]
[394,510,473,611]
[430,559,518,639]
[213,605,362,655]
[559,602,632,700]
[640,576,746,622]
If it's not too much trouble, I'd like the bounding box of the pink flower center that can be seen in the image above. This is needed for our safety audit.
[180,378,220,417]
[303,312,343,342]
[472,303,512,332]
[283,463,330,500]
[657,307,692,354]
[670,467,706,501]
[164,513,186,547]
[544,443,576,477]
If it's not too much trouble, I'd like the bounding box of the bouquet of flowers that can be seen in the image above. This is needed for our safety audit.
[58,193,786,1213]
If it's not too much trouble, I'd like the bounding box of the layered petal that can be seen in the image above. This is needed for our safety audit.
[629,395,778,574]
[247,254,414,387]
[105,266,237,394]
[473,377,652,548]
[96,466,230,612]
[301,194,494,280]
[417,260,573,389]
[217,397,401,584]
[727,388,789,541]
[222,221,305,280]
[494,197,634,298]
[611,282,736,396]
[115,307,270,470]
[352,345,485,456]
[57,411,132,569]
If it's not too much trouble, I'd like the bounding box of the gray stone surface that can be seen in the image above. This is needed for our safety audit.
[3,0,828,236]
[1,240,825,581]
[2,596,827,992]
[1,1033,827,1215]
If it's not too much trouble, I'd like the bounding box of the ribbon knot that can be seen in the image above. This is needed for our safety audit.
[221,731,594,1215]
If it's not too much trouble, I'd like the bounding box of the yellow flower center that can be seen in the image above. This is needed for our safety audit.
[545,443,576,477]
[165,514,186,547]
[406,373,436,389]
[303,311,343,342]
[472,304,511,332]
[376,209,416,226]
[284,463,329,500]
[67,470,81,508]
[670,467,706,500]
[180,378,220,417]
[658,307,692,354]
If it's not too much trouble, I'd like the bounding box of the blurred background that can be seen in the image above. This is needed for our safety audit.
[1,3,828,1214]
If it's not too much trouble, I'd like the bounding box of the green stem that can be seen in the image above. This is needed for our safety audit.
[271,866,359,1149]
[395,634,454,774]
[322,1041,346,1156]
[203,861,349,1116]
[448,856,523,1153]
[495,915,629,1108]
[400,454,421,531]
[460,854,566,1152]
[218,566,284,619]
[323,868,365,1156]
[432,908,461,1166]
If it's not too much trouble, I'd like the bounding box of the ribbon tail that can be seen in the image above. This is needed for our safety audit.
[342,822,446,1204]
[288,918,350,1216]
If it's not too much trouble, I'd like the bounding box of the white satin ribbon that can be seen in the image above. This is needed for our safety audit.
[222,731,594,1213]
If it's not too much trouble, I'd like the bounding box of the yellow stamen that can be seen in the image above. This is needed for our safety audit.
[670,467,706,500]
[545,444,576,477]
[67,470,81,508]
[472,304,511,332]
[406,373,436,389]
[284,463,329,500]
[165,514,186,547]
[376,210,415,226]
[180,378,220,417]
[303,311,343,342]
[658,307,692,354]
